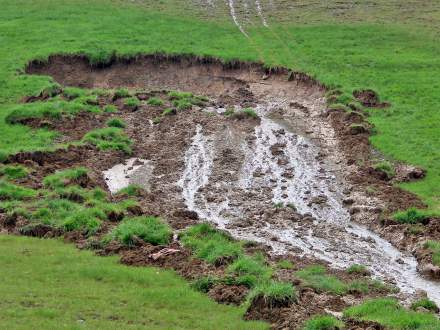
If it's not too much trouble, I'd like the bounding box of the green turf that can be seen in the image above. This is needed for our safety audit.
[344,298,440,330]
[0,0,438,211]
[0,235,267,330]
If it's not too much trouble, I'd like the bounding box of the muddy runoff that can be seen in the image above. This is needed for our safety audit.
[29,55,440,305]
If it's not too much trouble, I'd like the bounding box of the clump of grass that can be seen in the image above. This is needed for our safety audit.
[346,280,370,295]
[346,264,369,275]
[114,88,130,99]
[168,91,194,100]
[373,161,395,179]
[180,223,243,265]
[63,87,87,100]
[5,100,100,124]
[123,97,140,108]
[43,167,88,189]
[62,208,104,234]
[230,108,259,120]
[76,94,99,106]
[277,260,294,270]
[110,216,172,246]
[106,118,126,128]
[116,184,144,197]
[82,127,132,154]
[242,108,258,119]
[248,281,296,307]
[296,265,347,295]
[104,105,118,113]
[407,224,424,235]
[368,279,399,294]
[168,90,208,110]
[394,208,429,225]
[424,240,440,266]
[411,298,439,313]
[191,276,219,293]
[224,108,235,116]
[303,315,344,330]
[0,165,29,180]
[162,108,176,116]
[274,202,284,209]
[0,180,36,200]
[147,97,164,106]
[227,254,273,288]
[344,298,440,329]
[152,117,161,124]
[173,99,192,110]
[91,88,110,97]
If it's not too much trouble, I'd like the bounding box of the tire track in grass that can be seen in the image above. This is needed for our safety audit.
[228,0,249,37]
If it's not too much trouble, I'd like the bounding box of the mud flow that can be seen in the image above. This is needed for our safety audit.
[28,55,440,304]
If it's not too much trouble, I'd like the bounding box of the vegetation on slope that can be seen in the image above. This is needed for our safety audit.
[0,0,438,211]
[0,235,267,330]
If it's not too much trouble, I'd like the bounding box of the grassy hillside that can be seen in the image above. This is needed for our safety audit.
[0,0,438,212]
[0,235,267,329]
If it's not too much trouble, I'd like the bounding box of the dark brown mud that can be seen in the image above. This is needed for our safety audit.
[0,53,436,328]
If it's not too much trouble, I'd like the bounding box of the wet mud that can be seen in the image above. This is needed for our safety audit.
[6,54,438,327]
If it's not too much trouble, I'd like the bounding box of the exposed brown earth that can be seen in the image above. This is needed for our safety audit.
[0,54,438,329]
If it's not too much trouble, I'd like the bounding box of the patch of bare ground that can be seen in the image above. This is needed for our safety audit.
[1,53,439,328]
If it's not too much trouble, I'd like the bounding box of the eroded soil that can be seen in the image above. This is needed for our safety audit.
[1,54,439,328]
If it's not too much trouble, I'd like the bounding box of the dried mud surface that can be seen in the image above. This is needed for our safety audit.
[1,54,438,329]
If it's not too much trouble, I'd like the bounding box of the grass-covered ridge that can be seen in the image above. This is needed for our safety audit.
[0,235,267,329]
[0,0,438,211]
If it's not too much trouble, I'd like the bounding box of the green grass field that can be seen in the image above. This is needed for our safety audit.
[0,235,267,329]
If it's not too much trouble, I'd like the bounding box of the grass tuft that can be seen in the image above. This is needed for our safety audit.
[394,208,429,225]
[346,264,369,275]
[63,87,87,100]
[114,88,130,99]
[423,240,440,266]
[411,298,439,313]
[123,97,140,108]
[111,216,172,246]
[302,315,344,330]
[162,108,176,116]
[227,254,273,288]
[180,223,242,265]
[82,127,132,154]
[104,105,118,113]
[344,298,440,330]
[147,97,164,106]
[277,260,294,270]
[116,184,144,197]
[43,167,88,189]
[248,281,296,308]
[296,265,347,295]
[191,276,219,293]
[373,161,395,179]
[0,180,36,200]
[0,165,29,180]
[106,117,126,128]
